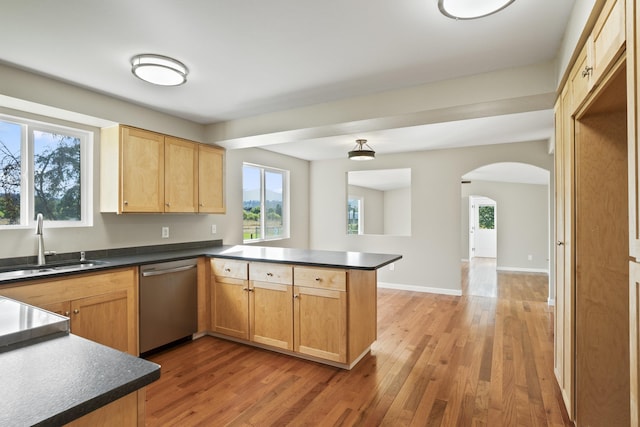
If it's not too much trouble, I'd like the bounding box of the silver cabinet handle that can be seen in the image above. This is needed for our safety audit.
[73,309,80,314]
[267,272,273,277]
[582,66,593,78]
[141,264,196,277]
[557,241,564,246]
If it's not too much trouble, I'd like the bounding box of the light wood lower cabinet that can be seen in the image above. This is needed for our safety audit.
[249,261,294,350]
[65,391,140,427]
[294,284,347,363]
[210,259,377,368]
[0,267,138,355]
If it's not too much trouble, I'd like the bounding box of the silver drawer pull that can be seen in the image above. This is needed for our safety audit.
[267,272,273,277]
[315,277,322,281]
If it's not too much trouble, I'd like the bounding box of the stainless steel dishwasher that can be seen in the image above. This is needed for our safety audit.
[139,258,198,354]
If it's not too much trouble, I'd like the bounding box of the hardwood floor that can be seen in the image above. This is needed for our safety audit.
[145,259,571,426]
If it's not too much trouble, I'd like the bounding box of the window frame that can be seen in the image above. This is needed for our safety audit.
[0,113,93,229]
[242,162,290,243]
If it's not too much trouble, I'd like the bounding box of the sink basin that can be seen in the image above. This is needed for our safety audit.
[51,261,108,271]
[0,268,55,279]
[0,260,109,281]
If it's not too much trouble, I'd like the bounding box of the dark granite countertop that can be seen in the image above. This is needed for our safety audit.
[0,242,402,286]
[0,333,160,426]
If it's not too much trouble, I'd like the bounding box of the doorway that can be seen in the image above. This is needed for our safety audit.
[469,196,497,259]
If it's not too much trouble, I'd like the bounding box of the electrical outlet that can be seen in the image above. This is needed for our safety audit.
[528,254,533,261]
[389,263,395,271]
[211,224,217,234]
[162,227,169,239]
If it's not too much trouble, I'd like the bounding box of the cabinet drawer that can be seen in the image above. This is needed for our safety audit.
[250,262,292,285]
[294,267,346,291]
[212,259,248,280]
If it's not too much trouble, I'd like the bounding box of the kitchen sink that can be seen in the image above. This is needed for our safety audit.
[0,260,109,281]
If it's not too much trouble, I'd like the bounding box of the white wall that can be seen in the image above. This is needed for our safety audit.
[309,140,553,294]
[461,181,549,272]
[384,187,411,236]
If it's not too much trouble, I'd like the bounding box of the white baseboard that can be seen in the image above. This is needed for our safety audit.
[547,298,555,306]
[377,281,463,296]
[496,266,549,274]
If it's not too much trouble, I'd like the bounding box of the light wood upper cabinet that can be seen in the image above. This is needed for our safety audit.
[198,144,225,214]
[0,268,139,356]
[119,126,165,213]
[101,125,225,214]
[568,45,591,114]
[165,136,198,213]
[589,0,626,84]
[566,0,626,114]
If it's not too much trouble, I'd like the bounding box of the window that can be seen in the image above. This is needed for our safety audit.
[243,163,289,242]
[347,196,363,235]
[478,205,495,229]
[0,115,92,228]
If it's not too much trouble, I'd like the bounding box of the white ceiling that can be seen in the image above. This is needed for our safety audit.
[0,0,574,162]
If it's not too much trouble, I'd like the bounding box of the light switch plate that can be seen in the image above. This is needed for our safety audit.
[211,224,217,234]
[162,227,169,238]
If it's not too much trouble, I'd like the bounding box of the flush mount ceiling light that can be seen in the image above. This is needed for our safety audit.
[348,139,376,161]
[438,0,515,20]
[131,54,188,86]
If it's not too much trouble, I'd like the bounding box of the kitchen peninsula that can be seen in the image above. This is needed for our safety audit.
[0,242,401,370]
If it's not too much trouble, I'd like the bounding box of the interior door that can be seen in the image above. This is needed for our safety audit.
[474,201,497,258]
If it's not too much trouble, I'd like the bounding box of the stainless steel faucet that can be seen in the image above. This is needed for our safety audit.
[35,213,45,266]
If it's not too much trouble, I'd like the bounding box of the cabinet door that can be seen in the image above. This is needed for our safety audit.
[120,126,165,213]
[555,84,576,421]
[632,261,640,427]
[165,136,198,213]
[250,281,293,350]
[568,45,591,113]
[71,290,130,353]
[629,0,640,259]
[212,277,249,339]
[590,0,626,84]
[198,144,225,213]
[293,285,347,363]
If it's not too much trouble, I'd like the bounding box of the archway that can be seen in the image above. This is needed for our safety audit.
[461,162,550,296]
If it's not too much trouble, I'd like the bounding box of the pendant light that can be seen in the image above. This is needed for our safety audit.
[438,0,515,20]
[348,139,376,161]
[131,54,189,86]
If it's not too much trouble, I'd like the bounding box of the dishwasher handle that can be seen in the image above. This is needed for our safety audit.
[141,264,197,277]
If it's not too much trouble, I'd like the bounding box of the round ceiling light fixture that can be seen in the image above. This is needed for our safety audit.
[131,54,188,86]
[438,0,516,20]
[348,139,376,161]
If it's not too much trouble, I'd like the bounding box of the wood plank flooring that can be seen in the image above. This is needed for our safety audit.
[145,259,572,426]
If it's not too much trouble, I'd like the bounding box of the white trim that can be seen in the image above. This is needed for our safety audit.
[496,266,549,274]
[461,258,469,262]
[547,298,555,306]
[377,281,463,296]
